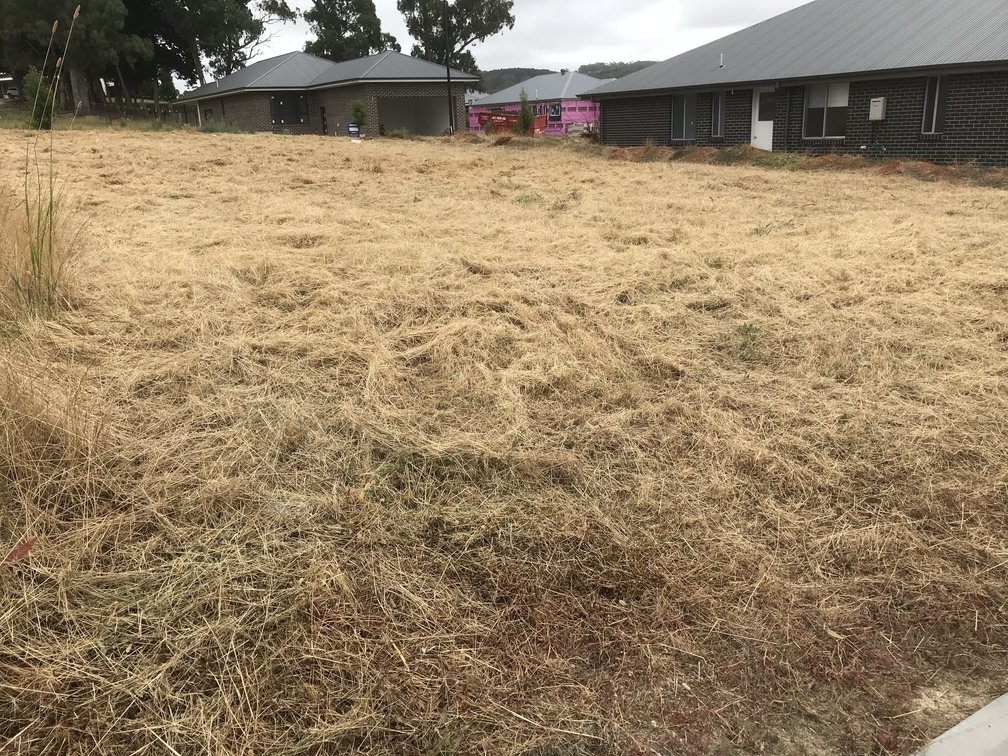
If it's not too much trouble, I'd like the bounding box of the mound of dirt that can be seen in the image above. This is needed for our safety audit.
[678,146,721,163]
[807,153,868,171]
[611,145,676,162]
[876,160,956,181]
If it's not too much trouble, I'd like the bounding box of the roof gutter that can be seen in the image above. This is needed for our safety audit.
[178,76,480,102]
[581,60,1008,101]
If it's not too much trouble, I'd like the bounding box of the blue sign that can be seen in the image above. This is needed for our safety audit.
[348,123,360,137]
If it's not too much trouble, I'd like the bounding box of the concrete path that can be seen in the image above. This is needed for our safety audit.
[917,693,1008,756]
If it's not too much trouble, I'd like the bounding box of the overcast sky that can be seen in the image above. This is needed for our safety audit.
[255,0,811,73]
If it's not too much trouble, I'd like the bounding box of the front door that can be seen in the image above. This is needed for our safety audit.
[751,88,775,151]
[320,106,328,136]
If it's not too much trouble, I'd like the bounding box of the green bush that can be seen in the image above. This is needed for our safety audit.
[386,127,414,140]
[22,68,54,130]
[516,89,535,135]
[199,120,253,134]
[350,99,368,128]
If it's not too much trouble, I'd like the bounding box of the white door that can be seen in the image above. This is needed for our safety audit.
[751,88,775,151]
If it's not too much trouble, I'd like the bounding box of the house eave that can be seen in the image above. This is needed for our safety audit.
[178,76,478,103]
[581,61,1008,101]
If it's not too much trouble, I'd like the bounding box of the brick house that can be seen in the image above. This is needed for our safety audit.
[177,51,477,137]
[582,0,1008,166]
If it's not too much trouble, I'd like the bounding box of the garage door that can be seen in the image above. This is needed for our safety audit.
[377,97,452,136]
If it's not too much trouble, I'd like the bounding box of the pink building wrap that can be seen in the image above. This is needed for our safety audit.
[468,101,602,135]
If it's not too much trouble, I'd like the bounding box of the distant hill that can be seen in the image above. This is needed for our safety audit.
[578,61,658,80]
[481,68,555,94]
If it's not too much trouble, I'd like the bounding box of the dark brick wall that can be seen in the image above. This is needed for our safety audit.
[598,70,1008,165]
[599,89,752,148]
[774,71,1008,165]
[185,81,468,137]
[600,96,673,146]
[724,89,753,146]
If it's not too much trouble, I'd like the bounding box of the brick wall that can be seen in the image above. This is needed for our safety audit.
[599,89,752,148]
[723,89,754,146]
[600,96,672,146]
[185,81,468,137]
[774,71,1008,165]
[598,70,1008,166]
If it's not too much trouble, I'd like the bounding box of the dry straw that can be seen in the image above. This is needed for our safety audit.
[0,129,1005,755]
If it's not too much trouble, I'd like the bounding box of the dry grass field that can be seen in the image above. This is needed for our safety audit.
[0,129,1006,756]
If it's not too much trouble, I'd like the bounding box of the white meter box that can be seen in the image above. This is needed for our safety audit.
[869,97,887,121]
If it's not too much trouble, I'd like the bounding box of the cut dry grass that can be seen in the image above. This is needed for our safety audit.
[0,130,1006,755]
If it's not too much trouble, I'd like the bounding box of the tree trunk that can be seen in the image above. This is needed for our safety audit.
[57,75,73,113]
[68,68,91,115]
[112,75,124,111]
[115,62,133,112]
[89,74,106,105]
[153,70,160,120]
[191,42,206,86]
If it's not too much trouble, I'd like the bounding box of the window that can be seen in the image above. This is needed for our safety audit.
[204,109,212,122]
[712,91,724,138]
[549,103,562,121]
[758,91,775,122]
[220,99,226,118]
[270,93,309,126]
[922,76,948,134]
[804,82,848,138]
[671,93,697,140]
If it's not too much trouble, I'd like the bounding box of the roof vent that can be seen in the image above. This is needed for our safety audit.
[719,54,725,70]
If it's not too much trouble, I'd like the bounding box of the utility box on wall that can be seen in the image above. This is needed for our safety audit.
[869,97,887,121]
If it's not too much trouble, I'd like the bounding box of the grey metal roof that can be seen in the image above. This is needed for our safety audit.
[583,0,1008,99]
[309,50,477,87]
[473,71,611,106]
[179,50,478,102]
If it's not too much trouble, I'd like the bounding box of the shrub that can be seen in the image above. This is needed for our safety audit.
[385,127,414,140]
[199,120,253,134]
[516,89,534,135]
[350,99,368,128]
[482,121,496,136]
[22,68,54,130]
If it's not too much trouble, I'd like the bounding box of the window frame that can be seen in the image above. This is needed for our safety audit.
[922,76,948,135]
[711,91,724,138]
[671,92,697,141]
[803,81,849,139]
[270,93,309,126]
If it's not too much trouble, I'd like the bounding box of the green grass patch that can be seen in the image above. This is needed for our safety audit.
[199,120,253,134]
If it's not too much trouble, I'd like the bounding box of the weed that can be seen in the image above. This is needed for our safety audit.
[385,127,416,140]
[514,192,542,205]
[737,322,765,362]
[1,8,82,319]
[200,120,252,134]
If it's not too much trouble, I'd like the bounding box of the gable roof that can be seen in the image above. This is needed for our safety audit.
[179,50,479,102]
[583,0,1008,99]
[474,71,611,106]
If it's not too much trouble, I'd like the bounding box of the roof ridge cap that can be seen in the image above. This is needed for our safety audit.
[560,71,574,99]
[360,50,392,79]
[247,51,300,89]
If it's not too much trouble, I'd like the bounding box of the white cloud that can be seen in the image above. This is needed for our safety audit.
[253,0,811,72]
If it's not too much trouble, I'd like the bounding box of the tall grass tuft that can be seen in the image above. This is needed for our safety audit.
[1,8,83,319]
